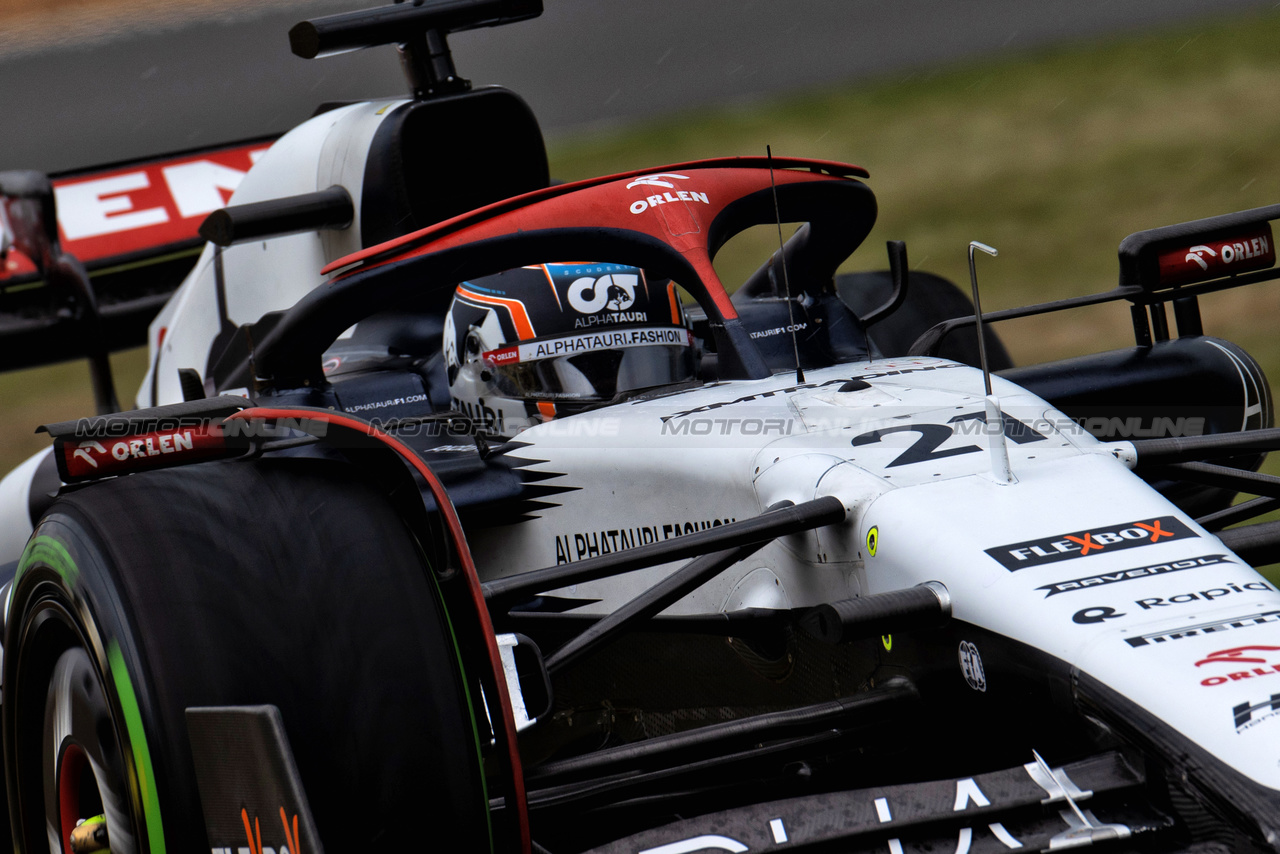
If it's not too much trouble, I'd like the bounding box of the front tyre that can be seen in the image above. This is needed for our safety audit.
[8,530,158,854]
[4,458,490,854]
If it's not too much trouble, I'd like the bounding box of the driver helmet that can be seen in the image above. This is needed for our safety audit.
[444,262,695,438]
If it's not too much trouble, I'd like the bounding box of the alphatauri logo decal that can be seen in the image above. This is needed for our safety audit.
[567,274,636,314]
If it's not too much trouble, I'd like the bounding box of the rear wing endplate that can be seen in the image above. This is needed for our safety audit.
[0,137,274,373]
[910,202,1280,356]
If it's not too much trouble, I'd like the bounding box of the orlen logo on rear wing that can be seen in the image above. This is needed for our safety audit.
[1119,203,1280,292]
[1157,224,1274,287]
[0,138,273,284]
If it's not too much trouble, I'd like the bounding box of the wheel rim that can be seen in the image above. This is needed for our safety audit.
[56,743,89,852]
[40,644,136,854]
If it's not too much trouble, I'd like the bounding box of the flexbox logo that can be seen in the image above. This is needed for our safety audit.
[985,516,1194,570]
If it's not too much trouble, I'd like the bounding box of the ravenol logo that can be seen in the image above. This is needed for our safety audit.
[986,516,1194,571]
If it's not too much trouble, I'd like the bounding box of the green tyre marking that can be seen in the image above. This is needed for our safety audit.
[17,536,163,851]
[16,535,79,588]
[107,641,166,854]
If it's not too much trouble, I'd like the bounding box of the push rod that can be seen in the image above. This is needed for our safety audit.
[1149,461,1280,500]
[544,542,764,675]
[1127,427,1280,466]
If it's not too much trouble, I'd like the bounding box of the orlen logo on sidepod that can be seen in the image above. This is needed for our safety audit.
[985,516,1195,571]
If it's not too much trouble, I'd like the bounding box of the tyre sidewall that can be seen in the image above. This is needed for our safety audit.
[5,513,166,854]
[5,458,492,854]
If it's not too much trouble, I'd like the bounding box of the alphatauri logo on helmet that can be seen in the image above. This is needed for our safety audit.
[567,274,649,328]
[568,274,636,314]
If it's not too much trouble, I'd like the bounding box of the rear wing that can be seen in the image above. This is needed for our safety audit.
[0,138,274,376]
[909,202,1280,356]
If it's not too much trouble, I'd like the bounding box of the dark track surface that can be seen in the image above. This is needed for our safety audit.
[0,0,1274,173]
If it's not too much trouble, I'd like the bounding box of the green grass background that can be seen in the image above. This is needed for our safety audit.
[4,9,1280,508]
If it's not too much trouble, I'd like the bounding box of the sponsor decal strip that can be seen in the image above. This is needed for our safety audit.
[1233,693,1280,732]
[59,427,238,481]
[986,516,1194,571]
[750,323,808,340]
[1157,224,1275,287]
[1135,580,1273,610]
[486,327,690,364]
[624,173,712,214]
[1125,610,1280,648]
[1196,645,1280,688]
[554,516,738,565]
[1038,554,1233,597]
[1071,578,1275,626]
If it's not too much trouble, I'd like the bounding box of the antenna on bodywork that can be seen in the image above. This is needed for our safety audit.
[968,241,1013,483]
[767,146,804,383]
[967,241,998,395]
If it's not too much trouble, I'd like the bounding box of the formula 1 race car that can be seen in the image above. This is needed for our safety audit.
[2,3,1280,854]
